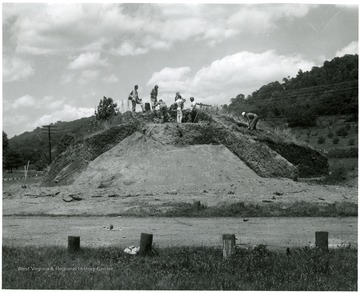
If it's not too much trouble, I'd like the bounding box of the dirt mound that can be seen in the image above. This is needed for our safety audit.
[42,112,328,188]
[73,132,259,189]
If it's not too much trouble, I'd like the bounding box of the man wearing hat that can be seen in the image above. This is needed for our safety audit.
[128,85,145,114]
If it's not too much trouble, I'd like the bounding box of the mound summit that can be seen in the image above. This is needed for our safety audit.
[43,112,328,189]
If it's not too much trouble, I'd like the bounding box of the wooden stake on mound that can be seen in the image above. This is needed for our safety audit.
[139,233,153,256]
[222,234,236,258]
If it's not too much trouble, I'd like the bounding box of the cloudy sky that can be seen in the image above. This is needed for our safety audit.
[2,2,358,137]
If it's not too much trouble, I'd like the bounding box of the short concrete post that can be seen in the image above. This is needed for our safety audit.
[223,234,236,258]
[315,231,328,250]
[139,233,153,256]
[68,236,80,252]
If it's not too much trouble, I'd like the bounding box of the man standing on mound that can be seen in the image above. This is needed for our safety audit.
[242,111,259,130]
[190,97,198,123]
[175,93,186,123]
[128,85,145,114]
[150,85,158,111]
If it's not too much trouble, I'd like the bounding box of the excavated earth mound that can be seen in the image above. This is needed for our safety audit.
[42,112,328,190]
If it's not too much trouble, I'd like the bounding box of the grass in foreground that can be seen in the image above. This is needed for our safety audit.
[2,245,357,290]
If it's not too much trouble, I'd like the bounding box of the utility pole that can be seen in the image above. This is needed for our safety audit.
[41,125,58,164]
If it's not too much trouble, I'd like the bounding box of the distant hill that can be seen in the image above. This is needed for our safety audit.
[225,54,358,127]
[7,116,95,170]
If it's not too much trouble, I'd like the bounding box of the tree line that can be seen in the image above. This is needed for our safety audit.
[223,54,358,127]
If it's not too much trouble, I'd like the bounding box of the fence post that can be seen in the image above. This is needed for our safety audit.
[315,231,328,250]
[223,234,236,258]
[68,236,80,252]
[139,233,153,256]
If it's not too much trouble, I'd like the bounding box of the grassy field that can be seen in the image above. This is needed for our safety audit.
[2,245,357,290]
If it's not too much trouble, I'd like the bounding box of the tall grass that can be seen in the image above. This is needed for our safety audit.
[3,245,357,290]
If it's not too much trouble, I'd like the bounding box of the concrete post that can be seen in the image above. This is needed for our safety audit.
[139,233,153,256]
[68,236,80,252]
[315,231,328,250]
[223,234,236,258]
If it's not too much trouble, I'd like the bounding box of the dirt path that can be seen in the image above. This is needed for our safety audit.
[3,216,357,252]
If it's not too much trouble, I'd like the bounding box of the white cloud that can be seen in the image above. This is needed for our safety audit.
[31,104,94,129]
[40,96,65,110]
[335,4,358,11]
[147,67,192,92]
[103,74,119,83]
[61,68,101,85]
[335,41,358,57]
[68,52,108,70]
[9,94,65,111]
[148,50,315,105]
[3,57,35,82]
[227,4,312,35]
[12,95,36,108]
[77,70,100,85]
[60,73,75,84]
[110,41,148,56]
[4,3,315,57]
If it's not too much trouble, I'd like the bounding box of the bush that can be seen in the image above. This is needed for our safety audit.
[327,147,358,158]
[336,127,348,137]
[321,166,347,184]
[332,137,339,144]
[317,136,325,144]
[348,138,355,146]
[327,132,334,138]
[95,96,119,121]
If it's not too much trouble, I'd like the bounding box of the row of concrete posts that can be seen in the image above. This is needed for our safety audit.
[68,231,330,258]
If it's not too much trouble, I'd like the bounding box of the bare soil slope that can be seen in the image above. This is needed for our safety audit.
[73,133,259,190]
[43,113,329,190]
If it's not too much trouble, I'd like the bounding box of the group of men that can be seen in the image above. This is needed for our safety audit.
[128,85,198,123]
[128,84,259,129]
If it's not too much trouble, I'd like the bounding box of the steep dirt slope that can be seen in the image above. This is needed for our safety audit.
[42,112,328,188]
[73,131,260,189]
[42,122,142,186]
[215,115,329,177]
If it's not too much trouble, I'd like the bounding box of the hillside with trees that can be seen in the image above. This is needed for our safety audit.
[224,54,358,127]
